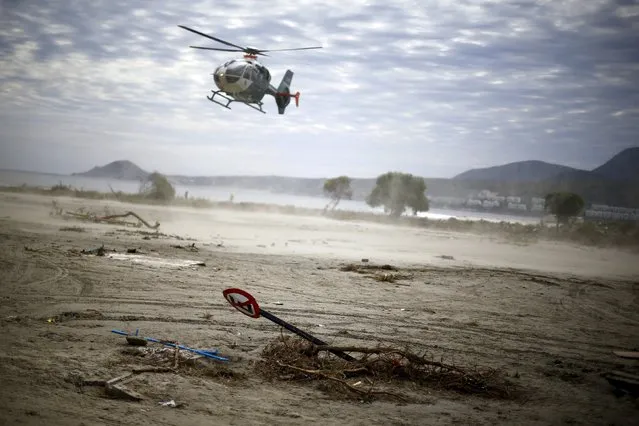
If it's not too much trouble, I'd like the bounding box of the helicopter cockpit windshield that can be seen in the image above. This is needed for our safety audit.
[224,60,246,83]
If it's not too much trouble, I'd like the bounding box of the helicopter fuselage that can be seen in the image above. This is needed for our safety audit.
[178,24,320,114]
[212,58,276,103]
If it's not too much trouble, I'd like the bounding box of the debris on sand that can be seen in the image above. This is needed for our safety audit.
[45,310,105,323]
[59,226,86,232]
[76,367,174,401]
[112,329,228,362]
[437,255,455,260]
[81,245,108,256]
[101,329,238,400]
[125,335,147,346]
[373,272,413,284]
[340,263,398,272]
[613,351,639,360]
[107,253,205,269]
[604,350,639,396]
[104,373,144,401]
[170,243,199,252]
[257,336,520,402]
[159,399,182,408]
[114,344,240,384]
[339,263,413,284]
[109,228,196,242]
[603,371,639,396]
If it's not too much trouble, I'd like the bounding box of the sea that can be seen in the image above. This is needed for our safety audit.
[0,169,541,225]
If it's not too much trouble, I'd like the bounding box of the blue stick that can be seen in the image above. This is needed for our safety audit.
[111,329,228,362]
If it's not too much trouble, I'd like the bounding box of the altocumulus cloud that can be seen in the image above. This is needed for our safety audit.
[0,0,638,177]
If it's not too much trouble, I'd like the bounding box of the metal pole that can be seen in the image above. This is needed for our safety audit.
[259,310,356,362]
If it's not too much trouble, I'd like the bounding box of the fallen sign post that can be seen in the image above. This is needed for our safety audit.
[222,288,356,362]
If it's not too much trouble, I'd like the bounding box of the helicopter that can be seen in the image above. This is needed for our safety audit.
[178,25,322,114]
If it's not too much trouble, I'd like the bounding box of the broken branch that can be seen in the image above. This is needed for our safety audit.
[97,212,160,229]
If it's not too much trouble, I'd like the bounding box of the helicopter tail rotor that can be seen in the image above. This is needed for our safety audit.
[274,70,295,115]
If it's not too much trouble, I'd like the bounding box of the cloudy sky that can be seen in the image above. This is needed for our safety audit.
[0,0,638,178]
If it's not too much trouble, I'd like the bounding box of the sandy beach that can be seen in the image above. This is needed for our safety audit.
[1,192,637,425]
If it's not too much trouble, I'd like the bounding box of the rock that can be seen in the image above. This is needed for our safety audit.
[126,336,148,346]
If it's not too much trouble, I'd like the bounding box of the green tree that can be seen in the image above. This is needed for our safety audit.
[139,172,176,202]
[544,192,585,228]
[366,172,429,217]
[323,176,353,212]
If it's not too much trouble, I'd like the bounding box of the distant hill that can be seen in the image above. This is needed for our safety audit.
[447,148,639,208]
[592,147,639,181]
[72,160,149,180]
[453,160,581,182]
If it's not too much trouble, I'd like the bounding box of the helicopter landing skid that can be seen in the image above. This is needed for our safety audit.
[207,90,266,114]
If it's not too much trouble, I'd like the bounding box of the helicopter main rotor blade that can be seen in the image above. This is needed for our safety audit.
[189,46,244,52]
[178,25,245,50]
[259,46,323,52]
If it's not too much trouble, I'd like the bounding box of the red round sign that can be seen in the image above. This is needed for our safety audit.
[222,288,261,318]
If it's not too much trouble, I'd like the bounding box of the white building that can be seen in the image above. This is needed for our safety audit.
[507,202,528,211]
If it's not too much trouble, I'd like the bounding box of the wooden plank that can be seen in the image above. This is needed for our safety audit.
[613,351,639,360]
[106,372,134,385]
[105,383,144,401]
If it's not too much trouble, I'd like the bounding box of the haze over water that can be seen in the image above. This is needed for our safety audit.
[0,169,541,224]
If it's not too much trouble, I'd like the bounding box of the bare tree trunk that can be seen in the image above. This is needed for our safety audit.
[331,197,341,211]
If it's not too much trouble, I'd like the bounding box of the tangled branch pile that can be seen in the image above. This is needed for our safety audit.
[257,336,519,402]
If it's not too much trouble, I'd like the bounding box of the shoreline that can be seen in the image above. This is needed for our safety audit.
[1,184,638,251]
[0,170,550,224]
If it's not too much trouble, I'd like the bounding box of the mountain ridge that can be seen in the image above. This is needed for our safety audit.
[452,160,581,182]
[591,147,639,181]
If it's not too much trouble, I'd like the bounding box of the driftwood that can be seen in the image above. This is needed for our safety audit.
[80,366,176,401]
[97,212,160,229]
[63,210,160,229]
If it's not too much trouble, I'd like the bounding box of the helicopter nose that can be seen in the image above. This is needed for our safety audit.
[213,67,225,90]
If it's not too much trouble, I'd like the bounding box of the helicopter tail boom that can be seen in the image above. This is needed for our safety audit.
[274,70,296,115]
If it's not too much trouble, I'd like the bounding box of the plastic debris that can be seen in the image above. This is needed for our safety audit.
[111,329,229,362]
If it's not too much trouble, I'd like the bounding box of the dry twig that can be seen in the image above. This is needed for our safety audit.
[276,362,409,402]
